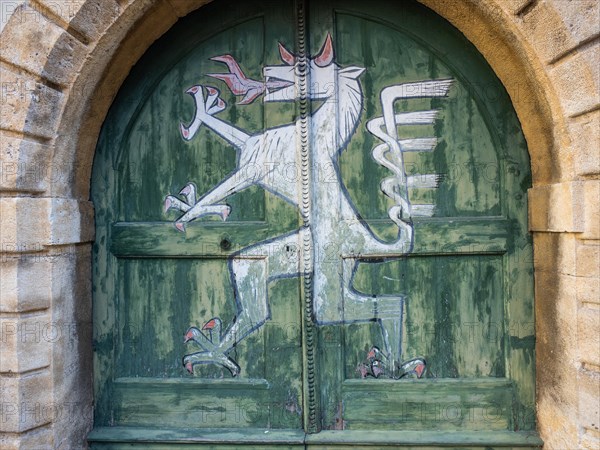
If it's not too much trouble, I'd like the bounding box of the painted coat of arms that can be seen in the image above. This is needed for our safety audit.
[164,34,452,378]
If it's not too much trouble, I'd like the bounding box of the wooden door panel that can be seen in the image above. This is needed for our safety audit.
[110,255,303,428]
[91,0,537,445]
[342,255,506,379]
[341,378,514,431]
[112,378,271,428]
[310,0,534,433]
[343,256,505,380]
[92,0,303,432]
[114,258,245,379]
[402,255,506,378]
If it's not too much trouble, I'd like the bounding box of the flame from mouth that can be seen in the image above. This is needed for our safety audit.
[208,55,293,104]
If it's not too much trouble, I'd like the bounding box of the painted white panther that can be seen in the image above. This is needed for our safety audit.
[164,34,452,377]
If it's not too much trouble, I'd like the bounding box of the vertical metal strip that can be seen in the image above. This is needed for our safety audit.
[296,0,319,434]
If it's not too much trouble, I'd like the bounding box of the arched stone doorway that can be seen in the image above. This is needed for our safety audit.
[0,1,597,448]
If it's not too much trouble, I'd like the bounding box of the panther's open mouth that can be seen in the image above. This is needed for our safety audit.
[207,55,295,104]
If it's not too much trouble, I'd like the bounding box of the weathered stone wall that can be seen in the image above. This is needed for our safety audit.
[0,0,597,448]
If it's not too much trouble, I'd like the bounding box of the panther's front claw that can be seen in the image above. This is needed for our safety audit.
[204,86,226,115]
[165,195,191,214]
[180,85,227,141]
[179,182,197,205]
[183,351,240,377]
[183,317,240,376]
[396,357,427,379]
[358,346,389,378]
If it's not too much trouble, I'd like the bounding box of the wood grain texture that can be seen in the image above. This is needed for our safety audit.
[90,0,537,445]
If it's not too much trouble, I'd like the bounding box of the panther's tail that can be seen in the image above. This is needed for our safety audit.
[366,79,453,237]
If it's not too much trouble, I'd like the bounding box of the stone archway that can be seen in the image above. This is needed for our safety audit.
[0,1,597,448]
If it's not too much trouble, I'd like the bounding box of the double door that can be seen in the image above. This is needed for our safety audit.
[90,0,537,447]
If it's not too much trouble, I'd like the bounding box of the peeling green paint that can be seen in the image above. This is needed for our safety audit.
[90,0,536,447]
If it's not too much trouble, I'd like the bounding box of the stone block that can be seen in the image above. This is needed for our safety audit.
[532,232,577,275]
[35,0,120,43]
[581,180,600,239]
[0,313,52,373]
[528,182,585,232]
[578,366,600,433]
[536,398,578,450]
[0,67,64,140]
[0,1,25,35]
[50,246,94,449]
[577,243,600,279]
[569,110,600,177]
[518,0,571,63]
[0,198,95,250]
[0,256,52,313]
[578,306,600,367]
[536,271,578,354]
[529,180,600,237]
[0,134,51,193]
[536,273,581,446]
[0,198,51,252]
[519,0,599,63]
[578,275,599,307]
[0,425,53,450]
[0,370,52,433]
[549,0,600,59]
[499,0,533,15]
[49,199,95,245]
[0,3,87,87]
[548,42,600,118]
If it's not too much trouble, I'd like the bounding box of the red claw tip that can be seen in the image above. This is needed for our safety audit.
[175,222,185,232]
[415,363,425,378]
[203,319,216,330]
[181,124,189,139]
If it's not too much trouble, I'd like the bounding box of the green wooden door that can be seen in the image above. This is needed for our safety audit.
[89,0,540,448]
